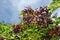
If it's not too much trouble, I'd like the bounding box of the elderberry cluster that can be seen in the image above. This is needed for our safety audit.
[22,7,52,28]
[12,24,22,33]
[49,26,60,37]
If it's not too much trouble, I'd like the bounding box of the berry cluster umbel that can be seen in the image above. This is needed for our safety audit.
[22,7,52,28]
[12,24,22,33]
[49,26,60,37]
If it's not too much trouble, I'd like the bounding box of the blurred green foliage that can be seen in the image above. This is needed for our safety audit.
[48,0,60,12]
